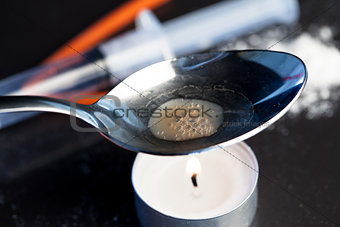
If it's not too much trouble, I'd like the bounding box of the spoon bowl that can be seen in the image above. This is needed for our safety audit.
[0,50,307,155]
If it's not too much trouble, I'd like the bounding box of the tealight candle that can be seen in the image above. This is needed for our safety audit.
[132,142,258,227]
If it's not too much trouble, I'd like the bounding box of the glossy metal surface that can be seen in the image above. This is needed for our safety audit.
[0,50,307,155]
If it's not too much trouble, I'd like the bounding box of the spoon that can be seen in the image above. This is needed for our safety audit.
[0,50,307,155]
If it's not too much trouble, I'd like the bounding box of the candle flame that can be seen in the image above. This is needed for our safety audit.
[186,156,202,175]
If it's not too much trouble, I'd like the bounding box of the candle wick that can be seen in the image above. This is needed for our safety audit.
[191,173,198,187]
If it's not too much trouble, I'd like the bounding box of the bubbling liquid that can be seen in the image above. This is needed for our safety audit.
[148,99,223,141]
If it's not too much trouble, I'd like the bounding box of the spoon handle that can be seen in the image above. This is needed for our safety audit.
[0,96,94,125]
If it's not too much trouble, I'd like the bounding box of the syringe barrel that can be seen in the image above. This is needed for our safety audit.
[100,0,299,76]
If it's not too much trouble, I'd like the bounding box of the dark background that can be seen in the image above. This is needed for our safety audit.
[0,0,340,226]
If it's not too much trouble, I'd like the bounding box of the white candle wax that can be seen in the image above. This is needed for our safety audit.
[132,143,258,220]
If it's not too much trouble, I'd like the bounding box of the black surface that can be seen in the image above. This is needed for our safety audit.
[1,0,340,226]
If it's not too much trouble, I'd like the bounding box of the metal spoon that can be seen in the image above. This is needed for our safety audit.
[0,50,307,155]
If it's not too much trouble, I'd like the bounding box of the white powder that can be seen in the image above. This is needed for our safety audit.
[221,26,340,119]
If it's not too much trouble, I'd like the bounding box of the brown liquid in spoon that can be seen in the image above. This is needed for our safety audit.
[148,99,223,141]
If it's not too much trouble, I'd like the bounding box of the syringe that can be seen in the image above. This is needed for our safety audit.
[0,0,299,129]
